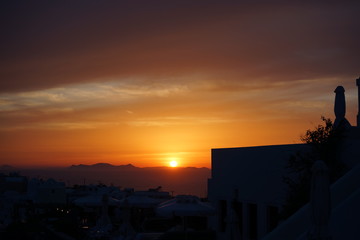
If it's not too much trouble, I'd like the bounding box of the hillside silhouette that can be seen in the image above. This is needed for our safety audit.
[0,163,210,197]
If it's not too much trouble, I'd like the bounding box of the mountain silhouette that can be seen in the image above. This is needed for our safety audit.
[1,163,210,197]
[68,163,136,170]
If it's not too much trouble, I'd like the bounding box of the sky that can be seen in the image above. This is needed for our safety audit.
[1,1,359,168]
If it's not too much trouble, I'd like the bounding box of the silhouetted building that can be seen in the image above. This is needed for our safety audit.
[0,172,27,194]
[208,78,360,240]
[208,144,308,240]
[27,178,66,204]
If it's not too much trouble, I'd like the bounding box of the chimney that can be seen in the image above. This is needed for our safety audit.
[357,77,360,127]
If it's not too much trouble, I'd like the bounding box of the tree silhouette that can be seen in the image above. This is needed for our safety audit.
[281,116,346,219]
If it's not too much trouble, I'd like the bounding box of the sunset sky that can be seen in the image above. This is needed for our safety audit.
[1,1,359,168]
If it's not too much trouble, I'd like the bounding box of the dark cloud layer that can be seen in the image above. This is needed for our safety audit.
[1,1,359,93]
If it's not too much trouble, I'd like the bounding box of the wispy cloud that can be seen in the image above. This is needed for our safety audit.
[1,2,358,93]
[0,121,121,131]
[0,81,189,112]
[128,116,231,127]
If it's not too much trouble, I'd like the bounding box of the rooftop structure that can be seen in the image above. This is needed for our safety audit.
[208,77,360,240]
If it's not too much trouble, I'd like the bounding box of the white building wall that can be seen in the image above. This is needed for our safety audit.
[208,144,309,240]
[208,128,360,240]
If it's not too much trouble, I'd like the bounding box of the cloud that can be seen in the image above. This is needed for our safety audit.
[1,1,359,167]
[0,81,189,112]
[127,116,231,127]
[0,81,192,131]
[0,1,359,93]
[0,121,122,131]
[0,75,355,133]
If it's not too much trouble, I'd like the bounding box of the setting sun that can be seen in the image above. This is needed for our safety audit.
[1,1,357,171]
[169,160,178,168]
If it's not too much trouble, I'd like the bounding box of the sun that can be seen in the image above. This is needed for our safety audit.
[169,160,178,168]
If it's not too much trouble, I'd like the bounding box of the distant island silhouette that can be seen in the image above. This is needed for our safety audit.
[0,163,210,197]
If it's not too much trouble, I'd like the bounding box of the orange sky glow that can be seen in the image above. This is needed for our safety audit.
[0,1,359,168]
